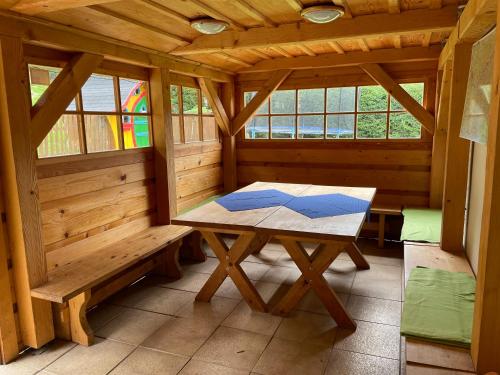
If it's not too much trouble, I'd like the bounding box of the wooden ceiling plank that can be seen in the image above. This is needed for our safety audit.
[232,69,292,135]
[88,5,190,46]
[422,32,432,47]
[137,0,191,26]
[248,48,271,59]
[284,0,302,12]
[394,35,402,48]
[232,0,277,27]
[361,63,435,134]
[11,0,117,15]
[171,7,458,55]
[332,0,352,18]
[429,0,442,9]
[198,77,230,135]
[297,44,316,56]
[218,52,253,67]
[388,0,400,14]
[358,38,370,51]
[240,45,440,73]
[188,0,246,31]
[31,52,103,146]
[270,46,293,58]
[328,41,345,54]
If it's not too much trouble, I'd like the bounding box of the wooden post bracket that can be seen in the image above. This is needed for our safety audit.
[198,77,231,136]
[361,63,436,135]
[31,52,103,147]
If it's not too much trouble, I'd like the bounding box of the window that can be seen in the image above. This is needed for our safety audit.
[244,83,424,140]
[30,65,152,158]
[170,85,219,144]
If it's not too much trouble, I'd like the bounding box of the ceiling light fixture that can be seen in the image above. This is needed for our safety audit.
[301,5,344,24]
[191,18,229,34]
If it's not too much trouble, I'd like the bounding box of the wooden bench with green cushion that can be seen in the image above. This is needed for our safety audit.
[401,208,442,244]
[31,224,193,346]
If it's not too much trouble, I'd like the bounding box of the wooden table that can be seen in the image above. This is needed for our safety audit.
[172,182,376,329]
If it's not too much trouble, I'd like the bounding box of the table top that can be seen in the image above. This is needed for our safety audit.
[172,182,376,241]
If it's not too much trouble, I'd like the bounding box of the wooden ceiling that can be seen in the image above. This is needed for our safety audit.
[1,0,466,72]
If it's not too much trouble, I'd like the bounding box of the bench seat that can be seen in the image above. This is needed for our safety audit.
[31,224,194,346]
[403,243,476,374]
[370,203,402,248]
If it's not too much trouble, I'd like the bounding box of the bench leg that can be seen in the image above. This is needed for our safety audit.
[180,231,206,262]
[164,241,183,280]
[378,214,386,248]
[52,303,72,341]
[68,291,94,346]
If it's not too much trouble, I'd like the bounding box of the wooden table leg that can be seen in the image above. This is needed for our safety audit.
[275,239,356,330]
[345,242,370,270]
[196,230,268,312]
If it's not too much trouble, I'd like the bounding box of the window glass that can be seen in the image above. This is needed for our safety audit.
[357,113,387,139]
[184,115,201,142]
[271,116,295,139]
[120,78,149,114]
[84,115,120,153]
[389,112,421,139]
[122,115,151,149]
[271,90,295,114]
[390,82,425,110]
[203,116,217,141]
[202,94,213,114]
[29,65,76,110]
[358,86,388,112]
[327,87,356,113]
[244,91,268,114]
[82,74,116,112]
[182,87,199,114]
[171,85,180,114]
[37,115,81,158]
[298,88,324,113]
[298,115,324,139]
[327,114,355,139]
[246,116,269,139]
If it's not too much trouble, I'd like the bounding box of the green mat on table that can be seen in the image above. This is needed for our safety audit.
[400,208,442,243]
[401,267,476,348]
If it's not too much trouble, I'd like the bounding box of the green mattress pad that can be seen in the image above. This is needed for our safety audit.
[401,267,476,348]
[400,208,442,243]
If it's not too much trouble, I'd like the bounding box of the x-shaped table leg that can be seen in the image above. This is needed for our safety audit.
[195,230,269,312]
[346,242,370,270]
[273,238,356,330]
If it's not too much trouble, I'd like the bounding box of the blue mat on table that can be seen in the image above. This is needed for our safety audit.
[284,193,371,219]
[215,189,295,211]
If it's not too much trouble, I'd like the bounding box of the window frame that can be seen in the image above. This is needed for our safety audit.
[242,82,426,141]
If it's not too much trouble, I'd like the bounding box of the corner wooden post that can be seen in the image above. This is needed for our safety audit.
[0,36,54,348]
[150,67,177,222]
[471,9,500,372]
[441,43,472,252]
[222,79,237,192]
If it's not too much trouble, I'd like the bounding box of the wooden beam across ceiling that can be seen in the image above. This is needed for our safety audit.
[171,7,458,56]
[10,0,118,15]
[361,63,435,134]
[239,46,441,73]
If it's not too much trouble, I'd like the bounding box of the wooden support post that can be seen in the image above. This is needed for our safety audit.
[441,43,473,252]
[68,291,93,346]
[471,10,500,371]
[430,61,452,208]
[150,67,177,222]
[222,79,237,192]
[0,36,54,348]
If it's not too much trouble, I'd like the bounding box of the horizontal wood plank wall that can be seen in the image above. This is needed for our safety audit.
[36,148,157,270]
[174,141,224,214]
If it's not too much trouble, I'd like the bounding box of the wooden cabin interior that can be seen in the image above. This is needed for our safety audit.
[0,0,498,374]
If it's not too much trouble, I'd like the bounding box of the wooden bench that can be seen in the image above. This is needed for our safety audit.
[370,204,402,248]
[403,242,476,374]
[31,224,195,346]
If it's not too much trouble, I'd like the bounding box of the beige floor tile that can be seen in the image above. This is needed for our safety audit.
[260,266,301,286]
[182,257,220,274]
[241,261,273,281]
[179,359,249,375]
[109,347,189,374]
[96,307,170,345]
[297,290,349,315]
[194,326,271,371]
[162,271,211,293]
[347,295,402,326]
[245,248,283,265]
[253,337,331,375]
[222,301,282,336]
[324,260,357,293]
[215,278,244,300]
[275,310,338,345]
[113,285,195,315]
[45,338,134,375]
[141,316,219,356]
[88,304,126,331]
[326,349,399,375]
[351,263,402,301]
[334,320,400,360]
[176,296,239,324]
[0,340,75,375]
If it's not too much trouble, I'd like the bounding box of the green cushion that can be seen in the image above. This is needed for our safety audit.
[401,267,476,348]
[179,194,224,215]
[400,208,442,243]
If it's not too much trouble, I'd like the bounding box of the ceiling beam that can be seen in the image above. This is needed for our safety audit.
[332,0,352,18]
[328,41,345,54]
[198,77,230,135]
[137,0,191,26]
[284,0,302,12]
[187,0,246,31]
[270,46,293,58]
[232,70,292,135]
[422,32,432,47]
[361,63,435,134]
[218,52,253,67]
[171,7,458,56]
[11,0,117,14]
[232,0,276,27]
[239,46,441,73]
[358,39,370,51]
[248,48,271,59]
[388,0,400,14]
[393,35,402,48]
[297,44,316,56]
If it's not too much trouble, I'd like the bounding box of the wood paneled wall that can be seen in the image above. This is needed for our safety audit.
[174,141,224,214]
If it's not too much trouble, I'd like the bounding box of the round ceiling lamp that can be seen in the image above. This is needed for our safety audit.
[191,18,229,34]
[300,5,345,24]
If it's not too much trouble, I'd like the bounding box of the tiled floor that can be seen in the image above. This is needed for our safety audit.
[1,238,404,375]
